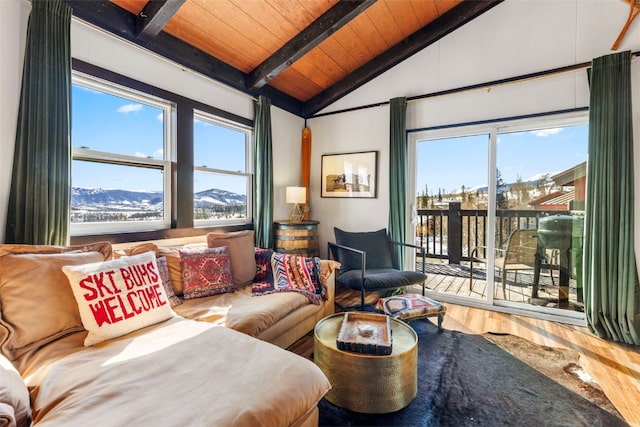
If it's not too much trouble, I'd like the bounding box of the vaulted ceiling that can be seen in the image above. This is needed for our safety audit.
[66,0,502,118]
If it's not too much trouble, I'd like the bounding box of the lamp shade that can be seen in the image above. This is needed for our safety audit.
[286,186,306,204]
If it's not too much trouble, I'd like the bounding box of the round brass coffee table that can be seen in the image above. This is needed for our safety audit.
[314,313,418,413]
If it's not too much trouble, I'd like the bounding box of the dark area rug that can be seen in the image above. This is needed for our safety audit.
[318,320,628,427]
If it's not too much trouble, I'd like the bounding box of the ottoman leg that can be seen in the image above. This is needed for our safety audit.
[437,313,444,332]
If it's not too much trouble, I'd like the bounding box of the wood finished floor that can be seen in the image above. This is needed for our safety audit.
[287,287,640,426]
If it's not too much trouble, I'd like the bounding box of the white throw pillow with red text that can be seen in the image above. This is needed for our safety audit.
[62,251,175,346]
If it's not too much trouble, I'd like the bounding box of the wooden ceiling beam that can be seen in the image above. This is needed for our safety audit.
[136,0,186,41]
[247,0,376,90]
[303,0,504,117]
[66,0,305,116]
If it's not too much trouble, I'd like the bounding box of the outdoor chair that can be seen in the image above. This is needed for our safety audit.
[469,229,543,298]
[328,227,427,310]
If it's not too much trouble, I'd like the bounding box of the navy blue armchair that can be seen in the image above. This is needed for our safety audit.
[328,227,427,309]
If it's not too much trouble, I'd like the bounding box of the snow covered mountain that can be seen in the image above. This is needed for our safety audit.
[71,187,246,212]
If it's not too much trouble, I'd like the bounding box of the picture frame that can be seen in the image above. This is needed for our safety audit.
[321,151,378,198]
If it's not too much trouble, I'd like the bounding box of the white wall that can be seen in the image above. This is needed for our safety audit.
[310,106,391,253]
[271,107,306,221]
[309,0,640,256]
[0,0,30,243]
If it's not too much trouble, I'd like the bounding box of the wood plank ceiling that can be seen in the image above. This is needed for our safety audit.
[67,0,503,118]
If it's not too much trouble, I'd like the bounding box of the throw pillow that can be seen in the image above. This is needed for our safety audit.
[0,242,112,360]
[252,248,274,287]
[157,246,183,296]
[207,230,256,287]
[62,251,175,346]
[333,227,394,271]
[179,247,234,299]
[156,257,182,308]
[269,252,322,304]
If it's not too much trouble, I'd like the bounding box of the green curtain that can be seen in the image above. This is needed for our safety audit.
[389,97,407,268]
[5,0,72,245]
[584,51,640,345]
[253,95,274,249]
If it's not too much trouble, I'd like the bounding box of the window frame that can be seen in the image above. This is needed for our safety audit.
[192,110,253,228]
[69,60,256,239]
[70,72,174,236]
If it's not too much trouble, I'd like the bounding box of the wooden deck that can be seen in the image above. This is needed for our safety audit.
[421,261,584,312]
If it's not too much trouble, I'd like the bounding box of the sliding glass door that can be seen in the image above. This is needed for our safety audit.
[494,122,587,315]
[415,132,489,302]
[412,113,588,321]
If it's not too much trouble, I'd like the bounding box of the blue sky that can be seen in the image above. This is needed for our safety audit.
[416,124,588,196]
[73,83,587,198]
[72,84,247,194]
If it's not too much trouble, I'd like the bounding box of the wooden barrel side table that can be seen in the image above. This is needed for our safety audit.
[273,220,319,257]
[314,313,418,414]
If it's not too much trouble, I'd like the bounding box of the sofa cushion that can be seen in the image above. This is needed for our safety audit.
[207,230,256,287]
[114,242,159,258]
[334,227,394,271]
[0,354,30,427]
[0,242,112,360]
[179,247,234,299]
[26,318,330,427]
[174,285,312,338]
[62,251,175,346]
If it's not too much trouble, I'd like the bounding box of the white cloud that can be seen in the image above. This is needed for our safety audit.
[156,112,163,122]
[134,152,147,158]
[153,148,164,158]
[117,103,143,114]
[531,128,562,137]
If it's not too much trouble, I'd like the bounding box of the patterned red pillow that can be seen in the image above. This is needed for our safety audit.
[179,247,234,299]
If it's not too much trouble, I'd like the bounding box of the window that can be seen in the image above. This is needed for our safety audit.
[70,73,173,235]
[193,111,252,226]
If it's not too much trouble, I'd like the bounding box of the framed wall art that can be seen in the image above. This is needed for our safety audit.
[321,151,378,198]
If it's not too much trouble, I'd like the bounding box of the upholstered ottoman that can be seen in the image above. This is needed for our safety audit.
[375,293,446,332]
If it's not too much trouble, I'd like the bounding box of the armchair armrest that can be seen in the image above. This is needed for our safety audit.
[390,240,426,272]
[327,241,367,282]
[327,242,366,271]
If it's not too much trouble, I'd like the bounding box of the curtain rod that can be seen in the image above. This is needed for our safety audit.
[311,50,640,119]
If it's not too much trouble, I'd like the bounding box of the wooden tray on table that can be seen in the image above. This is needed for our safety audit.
[336,312,392,355]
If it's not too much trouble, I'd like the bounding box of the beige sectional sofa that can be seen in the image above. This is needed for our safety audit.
[0,235,337,426]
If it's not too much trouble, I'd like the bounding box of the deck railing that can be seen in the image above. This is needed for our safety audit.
[416,202,570,264]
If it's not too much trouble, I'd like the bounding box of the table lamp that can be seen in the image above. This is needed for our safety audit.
[286,186,306,222]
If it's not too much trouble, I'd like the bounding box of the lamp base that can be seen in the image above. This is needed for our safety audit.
[289,203,304,222]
